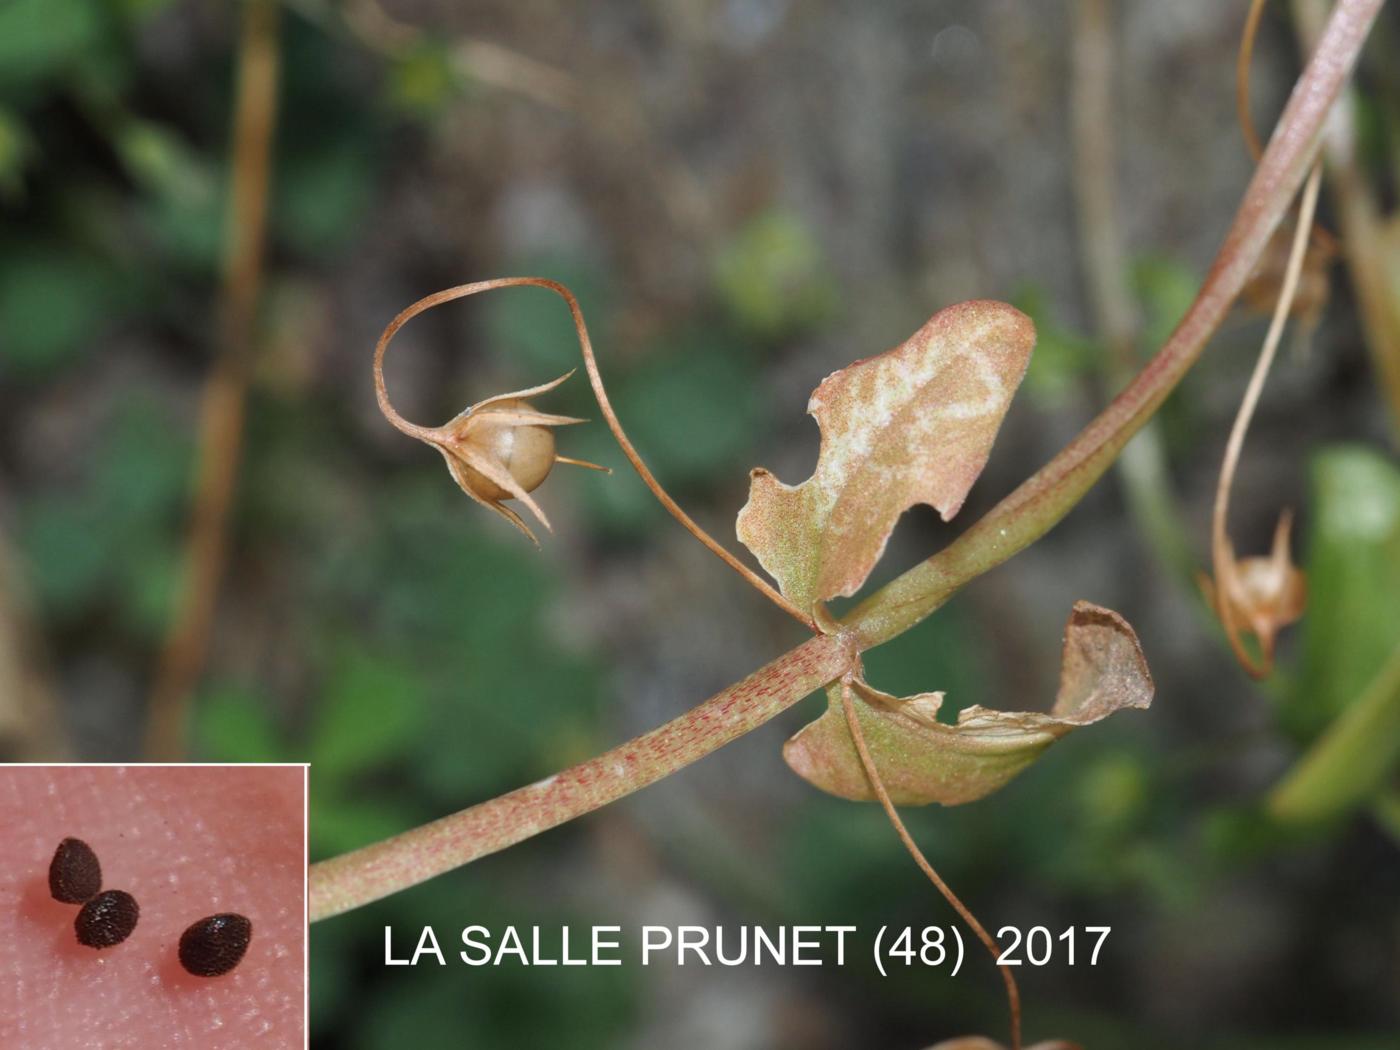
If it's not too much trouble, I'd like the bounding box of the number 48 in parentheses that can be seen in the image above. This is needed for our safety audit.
[994,926,1111,967]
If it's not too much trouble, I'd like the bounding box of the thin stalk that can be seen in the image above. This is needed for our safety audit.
[839,677,1022,1050]
[145,0,281,760]
[310,0,1383,923]
[372,276,818,631]
[1210,165,1322,677]
[1238,0,1271,162]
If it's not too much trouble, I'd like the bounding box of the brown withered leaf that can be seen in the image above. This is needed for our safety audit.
[784,602,1153,805]
[736,301,1035,615]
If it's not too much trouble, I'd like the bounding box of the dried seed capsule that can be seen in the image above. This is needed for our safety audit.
[74,890,139,949]
[178,913,252,977]
[48,838,102,904]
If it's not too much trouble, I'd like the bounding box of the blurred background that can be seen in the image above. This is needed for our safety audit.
[1,1,1398,1047]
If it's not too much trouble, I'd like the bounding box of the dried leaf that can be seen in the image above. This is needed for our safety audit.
[736,300,1035,614]
[784,602,1153,805]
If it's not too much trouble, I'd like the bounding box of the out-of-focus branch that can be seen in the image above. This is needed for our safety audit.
[145,0,281,761]
[1071,0,1136,368]
[1269,637,1400,821]
[1293,0,1400,442]
[1070,0,1194,580]
[0,522,70,760]
[290,0,579,111]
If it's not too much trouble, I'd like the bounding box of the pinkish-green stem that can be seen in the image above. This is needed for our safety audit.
[311,631,853,919]
[311,0,1383,922]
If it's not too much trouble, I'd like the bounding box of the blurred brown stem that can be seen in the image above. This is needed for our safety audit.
[0,523,70,760]
[1070,0,1194,580]
[145,0,281,761]
[1071,0,1136,370]
[1293,0,1400,442]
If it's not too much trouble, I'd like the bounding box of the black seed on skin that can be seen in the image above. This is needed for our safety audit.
[75,890,140,949]
[49,838,103,904]
[178,913,252,977]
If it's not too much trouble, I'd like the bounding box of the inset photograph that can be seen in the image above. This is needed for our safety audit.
[0,764,306,1049]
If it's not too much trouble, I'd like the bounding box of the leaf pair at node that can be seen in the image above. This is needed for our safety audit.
[723,300,1153,804]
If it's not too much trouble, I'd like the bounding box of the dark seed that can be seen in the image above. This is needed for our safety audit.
[74,890,139,949]
[178,913,252,977]
[49,838,103,904]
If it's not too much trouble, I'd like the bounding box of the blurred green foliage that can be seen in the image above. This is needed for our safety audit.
[0,0,102,94]
[713,209,839,338]
[0,242,120,374]
[1291,446,1400,737]
[1259,447,1400,824]
[16,398,190,633]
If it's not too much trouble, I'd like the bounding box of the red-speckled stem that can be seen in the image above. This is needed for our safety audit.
[310,631,854,920]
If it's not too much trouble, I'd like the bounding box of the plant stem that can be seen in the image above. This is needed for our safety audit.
[311,631,854,920]
[309,0,1384,923]
[145,0,281,761]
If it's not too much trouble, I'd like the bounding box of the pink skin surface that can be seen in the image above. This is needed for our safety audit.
[0,766,305,1048]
